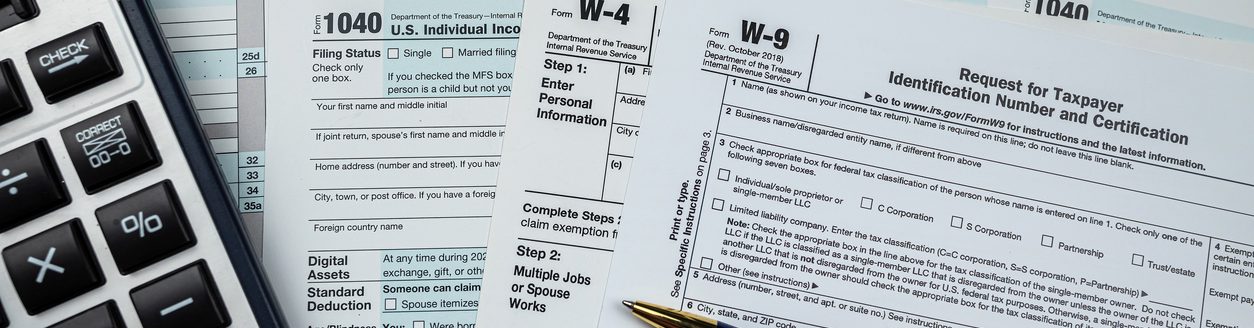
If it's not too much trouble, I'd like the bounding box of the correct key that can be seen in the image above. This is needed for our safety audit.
[96,180,196,274]
[60,102,161,194]
[131,261,230,328]
[25,23,122,103]
[1,219,105,315]
[0,140,71,232]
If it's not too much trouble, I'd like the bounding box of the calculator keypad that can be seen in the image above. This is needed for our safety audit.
[0,140,71,232]
[1,219,105,315]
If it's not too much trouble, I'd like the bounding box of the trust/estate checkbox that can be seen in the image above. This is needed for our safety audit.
[442,47,455,58]
[950,216,964,229]
[413,320,426,328]
[700,257,713,270]
[387,48,400,59]
[860,197,873,209]
[384,298,397,310]
[712,198,725,211]
[718,168,731,181]
[1132,254,1145,267]
[1040,235,1054,248]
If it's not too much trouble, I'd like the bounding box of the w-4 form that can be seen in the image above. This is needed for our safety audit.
[599,0,1254,327]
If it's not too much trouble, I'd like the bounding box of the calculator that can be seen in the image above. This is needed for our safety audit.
[0,0,283,327]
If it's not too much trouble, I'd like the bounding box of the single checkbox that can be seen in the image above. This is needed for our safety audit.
[718,168,731,181]
[413,320,426,328]
[384,298,397,310]
[1040,235,1054,248]
[950,216,964,229]
[712,198,725,211]
[387,48,400,59]
[442,47,454,58]
[1132,254,1145,267]
[860,197,874,209]
[700,257,713,270]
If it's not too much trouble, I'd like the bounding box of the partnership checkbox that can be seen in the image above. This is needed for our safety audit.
[442,47,455,58]
[387,48,400,59]
[384,298,397,310]
[860,197,874,209]
[950,216,964,229]
[1132,254,1145,267]
[700,257,713,270]
[712,198,725,211]
[718,168,731,181]
[1040,235,1054,248]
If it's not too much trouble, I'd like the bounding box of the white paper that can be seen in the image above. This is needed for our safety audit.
[475,0,663,326]
[261,1,521,326]
[599,0,1254,327]
[975,0,1254,42]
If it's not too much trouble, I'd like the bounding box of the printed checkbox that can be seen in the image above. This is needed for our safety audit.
[413,320,426,328]
[712,198,725,211]
[718,168,731,181]
[442,47,455,58]
[860,197,874,210]
[384,298,397,310]
[700,257,714,270]
[950,216,964,229]
[1132,254,1145,267]
[1040,235,1055,248]
[387,48,400,59]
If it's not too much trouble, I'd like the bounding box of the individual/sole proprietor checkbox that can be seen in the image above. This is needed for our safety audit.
[387,48,399,59]
[1132,254,1145,267]
[700,257,713,270]
[384,298,397,310]
[1040,235,1054,248]
[861,197,873,209]
[712,198,725,211]
[442,47,454,58]
[413,320,425,328]
[718,168,731,181]
[950,216,964,229]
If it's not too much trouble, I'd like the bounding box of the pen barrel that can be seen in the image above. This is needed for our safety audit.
[630,301,722,328]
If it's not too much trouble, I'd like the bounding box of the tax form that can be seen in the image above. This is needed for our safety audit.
[261,1,521,326]
[975,0,1254,42]
[152,0,269,248]
[475,0,662,326]
[599,0,1254,327]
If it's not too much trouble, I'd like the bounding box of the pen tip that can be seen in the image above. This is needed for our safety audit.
[622,300,634,309]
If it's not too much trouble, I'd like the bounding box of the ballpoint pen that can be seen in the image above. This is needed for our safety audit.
[622,300,738,328]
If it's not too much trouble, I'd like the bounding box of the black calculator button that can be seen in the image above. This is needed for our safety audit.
[0,299,7,327]
[131,261,230,328]
[49,301,125,328]
[24,23,122,103]
[1,219,104,315]
[0,59,31,125]
[0,140,71,232]
[59,102,160,194]
[96,181,195,274]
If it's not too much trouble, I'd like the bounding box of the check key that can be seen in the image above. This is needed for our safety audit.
[25,23,122,103]
[2,219,105,314]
